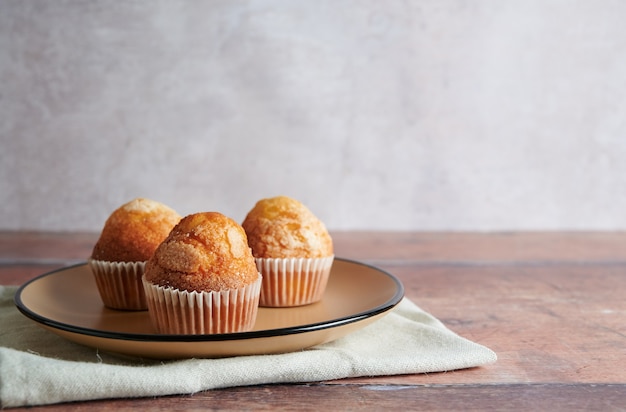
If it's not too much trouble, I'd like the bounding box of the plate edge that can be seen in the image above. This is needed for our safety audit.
[14,258,405,342]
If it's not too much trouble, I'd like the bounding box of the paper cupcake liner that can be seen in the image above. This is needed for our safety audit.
[142,274,262,335]
[255,256,334,307]
[88,259,147,310]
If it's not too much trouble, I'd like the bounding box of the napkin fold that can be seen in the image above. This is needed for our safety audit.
[0,285,496,408]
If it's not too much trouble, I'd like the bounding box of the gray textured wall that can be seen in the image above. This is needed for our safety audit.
[2,1,626,231]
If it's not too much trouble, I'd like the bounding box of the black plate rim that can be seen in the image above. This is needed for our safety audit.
[14,257,404,343]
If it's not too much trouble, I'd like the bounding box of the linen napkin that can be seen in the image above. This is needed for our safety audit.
[0,285,496,408]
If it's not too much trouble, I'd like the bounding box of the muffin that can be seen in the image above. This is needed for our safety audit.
[142,212,262,334]
[88,198,181,310]
[242,196,334,307]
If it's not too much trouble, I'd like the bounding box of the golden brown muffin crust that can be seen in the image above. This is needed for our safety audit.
[145,212,259,292]
[91,198,181,262]
[242,196,333,258]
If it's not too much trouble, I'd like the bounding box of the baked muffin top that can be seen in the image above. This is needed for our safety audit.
[242,196,333,259]
[144,212,259,292]
[91,198,181,262]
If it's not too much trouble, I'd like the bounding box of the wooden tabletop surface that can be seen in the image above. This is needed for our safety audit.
[1,231,625,410]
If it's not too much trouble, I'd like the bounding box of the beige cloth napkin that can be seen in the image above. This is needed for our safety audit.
[0,285,496,408]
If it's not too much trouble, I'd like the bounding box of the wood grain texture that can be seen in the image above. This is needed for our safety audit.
[5,230,626,265]
[8,384,626,411]
[2,231,626,410]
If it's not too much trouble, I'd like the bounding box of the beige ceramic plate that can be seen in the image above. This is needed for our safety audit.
[15,258,403,359]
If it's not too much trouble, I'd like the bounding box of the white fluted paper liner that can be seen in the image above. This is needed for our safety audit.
[88,259,147,310]
[142,274,262,334]
[255,256,334,307]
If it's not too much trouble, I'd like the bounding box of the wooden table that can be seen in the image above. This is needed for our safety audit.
[1,231,625,410]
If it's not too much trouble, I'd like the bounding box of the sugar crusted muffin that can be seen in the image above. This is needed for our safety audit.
[242,196,333,259]
[242,196,334,307]
[88,198,181,310]
[143,212,261,334]
[91,198,181,262]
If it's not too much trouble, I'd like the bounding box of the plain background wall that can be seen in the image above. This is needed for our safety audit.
[2,0,626,232]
